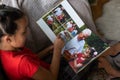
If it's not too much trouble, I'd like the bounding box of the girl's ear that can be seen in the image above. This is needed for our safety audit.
[3,35,12,43]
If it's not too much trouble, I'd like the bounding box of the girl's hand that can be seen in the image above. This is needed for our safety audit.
[54,35,65,51]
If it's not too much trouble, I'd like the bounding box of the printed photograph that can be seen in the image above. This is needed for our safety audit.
[43,5,81,41]
[53,5,71,24]
[64,20,80,37]
[63,26,109,73]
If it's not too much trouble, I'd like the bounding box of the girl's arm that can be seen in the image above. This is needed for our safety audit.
[32,36,64,80]
[37,45,54,58]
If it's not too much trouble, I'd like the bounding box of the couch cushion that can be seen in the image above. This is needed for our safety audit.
[96,0,120,41]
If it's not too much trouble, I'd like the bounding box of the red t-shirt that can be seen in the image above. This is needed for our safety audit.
[76,53,85,64]
[0,47,50,80]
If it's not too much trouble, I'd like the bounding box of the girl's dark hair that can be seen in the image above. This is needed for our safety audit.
[0,4,24,39]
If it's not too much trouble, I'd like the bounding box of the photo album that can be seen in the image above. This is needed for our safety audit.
[37,0,109,73]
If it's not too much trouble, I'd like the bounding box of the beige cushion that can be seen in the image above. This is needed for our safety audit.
[96,0,120,42]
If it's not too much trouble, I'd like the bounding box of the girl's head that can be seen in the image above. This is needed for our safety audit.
[0,4,28,50]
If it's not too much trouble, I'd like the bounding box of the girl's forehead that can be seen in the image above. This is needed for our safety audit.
[15,16,28,27]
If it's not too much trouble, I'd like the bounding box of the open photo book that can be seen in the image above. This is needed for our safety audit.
[37,0,109,73]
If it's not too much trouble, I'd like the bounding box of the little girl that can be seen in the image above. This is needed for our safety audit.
[74,47,91,68]
[0,4,64,80]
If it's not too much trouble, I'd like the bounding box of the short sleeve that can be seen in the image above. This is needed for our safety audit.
[18,56,40,78]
